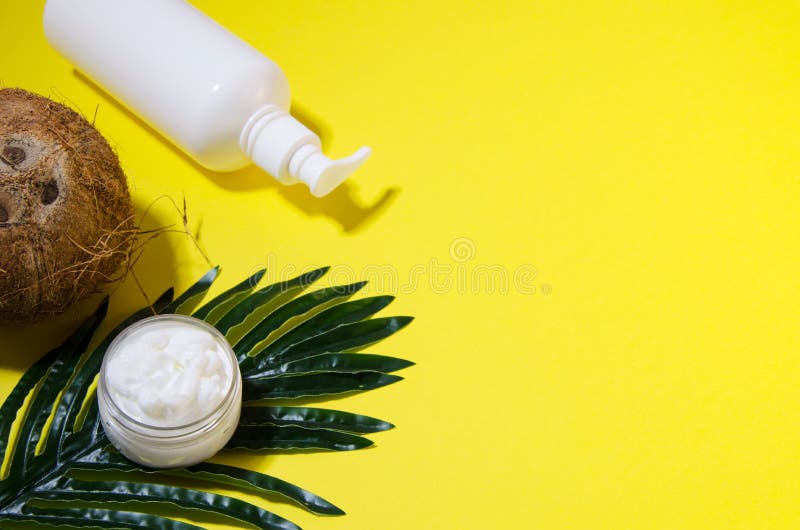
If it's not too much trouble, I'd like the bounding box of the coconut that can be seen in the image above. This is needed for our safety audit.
[0,88,135,326]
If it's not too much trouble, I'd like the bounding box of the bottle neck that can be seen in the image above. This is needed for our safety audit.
[239,105,319,185]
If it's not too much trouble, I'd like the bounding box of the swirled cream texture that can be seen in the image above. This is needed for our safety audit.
[104,322,233,427]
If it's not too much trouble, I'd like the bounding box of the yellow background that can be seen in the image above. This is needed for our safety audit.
[2,1,800,528]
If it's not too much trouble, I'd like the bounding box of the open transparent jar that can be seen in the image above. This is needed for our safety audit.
[97,314,242,468]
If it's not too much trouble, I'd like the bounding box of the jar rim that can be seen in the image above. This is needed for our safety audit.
[98,314,241,435]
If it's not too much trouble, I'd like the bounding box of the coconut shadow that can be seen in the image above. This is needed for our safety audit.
[73,71,399,234]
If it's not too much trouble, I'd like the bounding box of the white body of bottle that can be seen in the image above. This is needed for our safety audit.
[43,0,370,196]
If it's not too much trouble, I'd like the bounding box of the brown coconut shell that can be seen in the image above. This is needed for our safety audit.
[0,88,135,326]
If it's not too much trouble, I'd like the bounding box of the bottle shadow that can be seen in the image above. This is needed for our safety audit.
[74,70,399,233]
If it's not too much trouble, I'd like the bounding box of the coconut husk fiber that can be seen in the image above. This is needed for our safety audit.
[0,88,135,326]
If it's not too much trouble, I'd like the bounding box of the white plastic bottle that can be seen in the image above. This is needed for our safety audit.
[43,0,370,197]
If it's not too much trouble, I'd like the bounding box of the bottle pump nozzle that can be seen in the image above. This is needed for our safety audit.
[289,144,371,197]
[243,106,371,197]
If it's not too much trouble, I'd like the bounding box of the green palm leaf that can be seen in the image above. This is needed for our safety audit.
[0,265,413,529]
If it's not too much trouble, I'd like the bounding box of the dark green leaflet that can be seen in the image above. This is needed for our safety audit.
[163,266,219,315]
[192,268,265,324]
[239,406,394,434]
[228,425,373,452]
[0,266,412,529]
[73,447,343,516]
[243,372,403,401]
[32,478,300,530]
[6,506,206,529]
[245,352,414,380]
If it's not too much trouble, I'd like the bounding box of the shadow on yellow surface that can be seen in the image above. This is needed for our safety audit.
[75,70,399,233]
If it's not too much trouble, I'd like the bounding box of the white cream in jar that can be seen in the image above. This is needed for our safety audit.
[97,315,242,468]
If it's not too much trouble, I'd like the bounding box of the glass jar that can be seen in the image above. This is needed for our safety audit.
[97,314,242,468]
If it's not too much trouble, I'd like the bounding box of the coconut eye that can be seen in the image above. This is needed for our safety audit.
[41,179,59,205]
[2,145,26,166]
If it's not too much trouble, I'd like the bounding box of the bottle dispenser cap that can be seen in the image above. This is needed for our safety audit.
[242,106,370,197]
